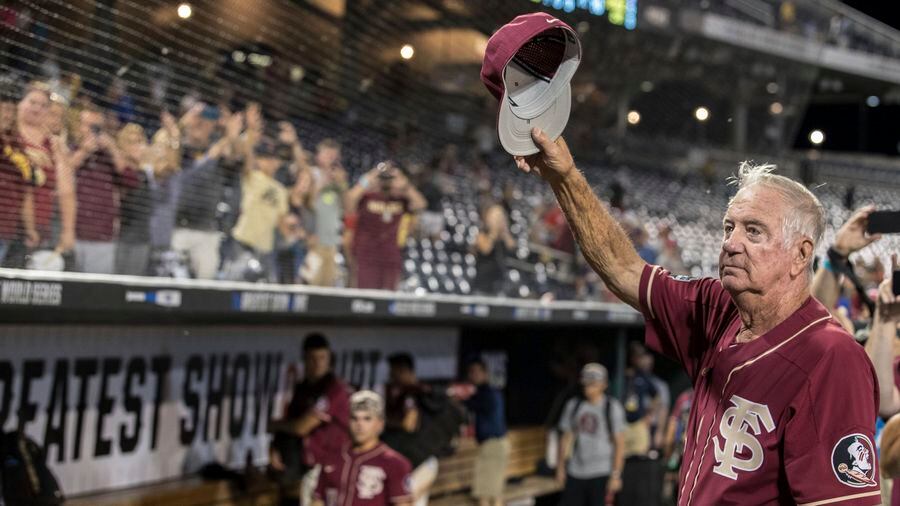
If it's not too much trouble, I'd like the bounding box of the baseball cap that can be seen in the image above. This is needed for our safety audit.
[26,250,64,271]
[481,12,582,156]
[199,105,221,121]
[580,363,608,384]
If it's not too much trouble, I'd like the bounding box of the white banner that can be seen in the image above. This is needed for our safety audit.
[0,324,458,496]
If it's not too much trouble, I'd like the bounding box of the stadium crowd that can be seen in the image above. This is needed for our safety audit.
[0,72,682,299]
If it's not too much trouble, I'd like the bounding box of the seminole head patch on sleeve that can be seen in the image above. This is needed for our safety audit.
[831,434,877,488]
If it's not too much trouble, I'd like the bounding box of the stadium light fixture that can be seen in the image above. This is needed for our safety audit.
[400,44,415,60]
[866,95,880,107]
[177,3,192,19]
[769,102,783,115]
[290,66,305,82]
[809,129,825,145]
[627,110,641,125]
[694,107,709,122]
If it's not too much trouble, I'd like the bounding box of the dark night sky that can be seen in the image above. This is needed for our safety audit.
[840,1,900,30]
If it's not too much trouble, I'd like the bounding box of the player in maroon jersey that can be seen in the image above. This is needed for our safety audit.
[514,128,880,505]
[313,390,413,506]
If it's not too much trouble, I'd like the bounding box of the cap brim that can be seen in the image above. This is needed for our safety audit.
[498,84,571,156]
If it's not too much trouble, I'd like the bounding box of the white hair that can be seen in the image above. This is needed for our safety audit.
[728,162,825,276]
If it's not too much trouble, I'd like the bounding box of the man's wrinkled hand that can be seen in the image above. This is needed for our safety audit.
[513,128,576,183]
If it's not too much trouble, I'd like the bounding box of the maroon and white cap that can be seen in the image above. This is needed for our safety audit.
[480,12,582,156]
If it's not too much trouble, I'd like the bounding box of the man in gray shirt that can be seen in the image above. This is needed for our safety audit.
[557,363,626,506]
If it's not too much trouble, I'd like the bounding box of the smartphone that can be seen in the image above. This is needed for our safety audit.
[866,211,900,234]
[894,270,900,297]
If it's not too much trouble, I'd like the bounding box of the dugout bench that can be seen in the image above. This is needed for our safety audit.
[66,427,559,506]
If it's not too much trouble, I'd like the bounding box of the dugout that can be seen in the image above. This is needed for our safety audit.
[0,268,687,501]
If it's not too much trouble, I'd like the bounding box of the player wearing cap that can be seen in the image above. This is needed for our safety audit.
[557,363,626,506]
[506,120,881,502]
[313,390,413,506]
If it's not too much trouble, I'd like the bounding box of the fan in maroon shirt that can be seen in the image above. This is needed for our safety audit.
[512,128,881,506]
[347,163,426,290]
[313,390,413,506]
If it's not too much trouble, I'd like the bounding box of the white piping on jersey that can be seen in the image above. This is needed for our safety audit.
[797,490,882,506]
[683,314,832,506]
[646,265,660,320]
[678,413,706,501]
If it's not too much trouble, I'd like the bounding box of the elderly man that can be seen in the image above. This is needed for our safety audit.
[515,128,880,504]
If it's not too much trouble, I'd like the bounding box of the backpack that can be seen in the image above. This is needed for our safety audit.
[0,431,64,505]
[382,389,466,467]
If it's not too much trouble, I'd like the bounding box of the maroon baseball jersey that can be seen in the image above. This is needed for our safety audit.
[639,264,880,505]
[892,356,900,506]
[314,442,413,506]
[352,191,409,266]
[283,373,351,467]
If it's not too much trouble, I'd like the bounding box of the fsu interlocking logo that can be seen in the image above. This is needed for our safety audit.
[831,434,877,487]
[356,465,386,499]
[712,395,775,480]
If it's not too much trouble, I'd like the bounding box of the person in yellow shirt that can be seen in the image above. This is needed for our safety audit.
[230,132,299,282]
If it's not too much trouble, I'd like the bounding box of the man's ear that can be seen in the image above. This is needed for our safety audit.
[792,238,814,278]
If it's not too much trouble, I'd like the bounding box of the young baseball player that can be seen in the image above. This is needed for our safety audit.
[312,390,413,506]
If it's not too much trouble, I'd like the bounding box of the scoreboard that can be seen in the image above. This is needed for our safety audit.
[532,0,639,30]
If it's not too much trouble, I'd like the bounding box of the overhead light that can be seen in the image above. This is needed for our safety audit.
[769,102,783,115]
[232,50,246,63]
[766,82,778,94]
[290,65,305,82]
[640,81,654,92]
[248,53,273,67]
[809,129,825,145]
[177,3,192,19]
[866,95,880,107]
[400,44,415,60]
[627,110,641,125]
[694,106,709,122]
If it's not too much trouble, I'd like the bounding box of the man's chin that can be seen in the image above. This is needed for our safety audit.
[720,276,745,293]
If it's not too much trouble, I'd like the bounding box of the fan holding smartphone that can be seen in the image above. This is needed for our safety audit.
[866,210,900,297]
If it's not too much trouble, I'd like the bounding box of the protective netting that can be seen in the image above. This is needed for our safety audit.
[0,0,897,306]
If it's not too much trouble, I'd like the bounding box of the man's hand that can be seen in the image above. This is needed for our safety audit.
[161,110,179,137]
[876,254,899,321]
[513,128,576,183]
[555,465,566,486]
[55,230,74,253]
[882,413,900,477]
[245,102,263,133]
[81,134,100,154]
[607,475,622,495]
[269,447,285,472]
[225,112,244,142]
[833,205,881,257]
[25,228,40,249]
[98,133,117,151]
[278,121,299,146]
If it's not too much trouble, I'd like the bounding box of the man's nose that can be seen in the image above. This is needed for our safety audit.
[722,234,743,254]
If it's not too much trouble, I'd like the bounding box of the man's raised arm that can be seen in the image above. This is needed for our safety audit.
[515,128,645,309]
